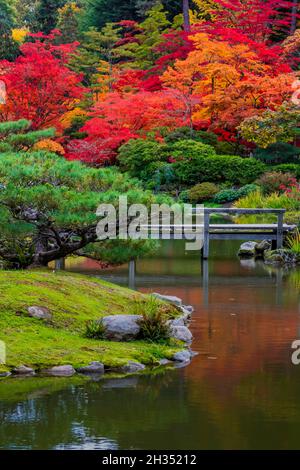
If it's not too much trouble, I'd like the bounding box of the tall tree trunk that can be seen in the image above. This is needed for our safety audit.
[183,0,191,32]
[290,0,298,35]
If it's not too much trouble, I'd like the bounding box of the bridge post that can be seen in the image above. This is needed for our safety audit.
[276,212,284,249]
[55,258,65,270]
[202,210,210,259]
[128,259,136,290]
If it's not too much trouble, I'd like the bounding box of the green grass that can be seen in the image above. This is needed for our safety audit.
[234,190,300,225]
[286,229,300,254]
[0,270,180,373]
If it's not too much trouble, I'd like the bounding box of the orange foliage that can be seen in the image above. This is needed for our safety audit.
[33,139,65,155]
[162,33,297,132]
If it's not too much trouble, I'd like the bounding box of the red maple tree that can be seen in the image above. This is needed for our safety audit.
[0,32,85,129]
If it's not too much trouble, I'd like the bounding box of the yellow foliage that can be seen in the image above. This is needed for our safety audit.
[33,139,65,155]
[12,28,28,43]
[192,0,219,20]
[60,108,88,130]
[58,2,80,16]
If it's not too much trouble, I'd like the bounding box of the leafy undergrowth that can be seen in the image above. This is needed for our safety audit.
[0,270,180,373]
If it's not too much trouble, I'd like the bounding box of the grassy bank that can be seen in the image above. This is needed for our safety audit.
[0,271,180,374]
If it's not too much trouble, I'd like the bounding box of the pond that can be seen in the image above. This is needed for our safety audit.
[0,240,300,450]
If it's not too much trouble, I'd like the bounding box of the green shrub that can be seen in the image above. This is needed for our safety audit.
[238,184,260,198]
[118,139,164,178]
[213,184,258,204]
[173,153,265,186]
[142,162,176,190]
[256,171,295,195]
[178,190,190,202]
[254,143,300,164]
[167,139,217,160]
[214,188,239,204]
[84,320,105,339]
[164,128,243,155]
[272,164,300,179]
[136,298,171,343]
[165,127,206,144]
[188,182,219,203]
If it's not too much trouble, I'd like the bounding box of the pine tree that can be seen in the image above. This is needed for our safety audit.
[15,0,39,29]
[56,2,81,43]
[0,120,55,153]
[35,0,66,34]
[81,0,137,29]
[70,24,122,93]
[0,0,19,60]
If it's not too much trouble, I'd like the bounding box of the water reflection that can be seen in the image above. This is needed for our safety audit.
[1,241,300,450]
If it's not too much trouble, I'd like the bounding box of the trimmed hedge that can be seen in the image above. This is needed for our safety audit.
[173,154,266,186]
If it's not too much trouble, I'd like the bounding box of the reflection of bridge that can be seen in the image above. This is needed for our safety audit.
[102,258,285,307]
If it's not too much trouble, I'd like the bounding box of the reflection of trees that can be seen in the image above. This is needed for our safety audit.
[0,371,190,450]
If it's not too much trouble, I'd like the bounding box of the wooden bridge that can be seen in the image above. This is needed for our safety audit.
[197,208,295,259]
[142,208,296,259]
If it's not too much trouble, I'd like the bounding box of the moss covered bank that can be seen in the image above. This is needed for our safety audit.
[0,271,182,376]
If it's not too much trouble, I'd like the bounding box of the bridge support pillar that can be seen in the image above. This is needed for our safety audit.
[202,211,210,259]
[55,258,65,270]
[128,259,136,290]
[276,213,284,249]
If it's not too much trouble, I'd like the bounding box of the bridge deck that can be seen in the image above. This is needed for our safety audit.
[142,208,296,259]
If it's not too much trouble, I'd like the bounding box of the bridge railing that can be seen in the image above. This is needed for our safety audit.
[193,207,287,259]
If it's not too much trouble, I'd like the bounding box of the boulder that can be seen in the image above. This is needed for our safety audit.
[168,317,186,327]
[171,325,193,343]
[118,361,146,374]
[13,365,35,376]
[77,361,105,375]
[102,315,142,341]
[158,359,171,366]
[42,365,75,377]
[264,249,298,266]
[27,306,52,320]
[172,350,191,363]
[0,372,11,378]
[182,305,194,314]
[238,241,257,257]
[152,293,182,307]
[255,240,271,255]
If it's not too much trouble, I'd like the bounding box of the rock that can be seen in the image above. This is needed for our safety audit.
[102,315,142,341]
[0,371,11,378]
[158,359,171,366]
[238,241,257,257]
[27,306,52,320]
[182,305,194,314]
[118,361,146,374]
[171,325,193,343]
[77,361,105,375]
[255,240,271,255]
[188,348,199,358]
[42,365,75,377]
[13,365,35,376]
[172,350,191,363]
[152,293,182,307]
[168,317,185,327]
[264,249,298,266]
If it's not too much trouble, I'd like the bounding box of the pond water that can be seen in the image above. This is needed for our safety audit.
[1,240,300,450]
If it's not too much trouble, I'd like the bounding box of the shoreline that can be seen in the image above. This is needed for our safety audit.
[0,270,195,380]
